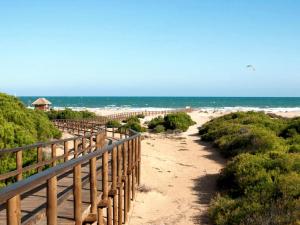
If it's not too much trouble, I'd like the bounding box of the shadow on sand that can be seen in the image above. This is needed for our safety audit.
[191,133,226,166]
[189,133,226,224]
[191,173,219,225]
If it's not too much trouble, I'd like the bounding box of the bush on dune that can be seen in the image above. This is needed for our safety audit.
[164,112,196,132]
[123,116,140,124]
[0,93,61,186]
[211,153,300,225]
[154,124,165,133]
[46,108,96,120]
[0,93,61,148]
[199,112,287,157]
[280,117,300,138]
[148,116,165,129]
[199,111,300,224]
[119,116,146,133]
[119,121,146,133]
[148,112,195,133]
[215,125,286,157]
[106,120,121,128]
[137,114,145,119]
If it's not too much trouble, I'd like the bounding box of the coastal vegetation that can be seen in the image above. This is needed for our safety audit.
[0,93,61,186]
[137,114,145,119]
[199,111,300,225]
[46,108,96,120]
[148,112,195,132]
[106,120,121,128]
[120,116,146,133]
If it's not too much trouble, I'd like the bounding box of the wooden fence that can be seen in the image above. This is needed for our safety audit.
[0,120,141,225]
[88,108,193,124]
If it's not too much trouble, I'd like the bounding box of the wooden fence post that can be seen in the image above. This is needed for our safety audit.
[37,146,43,172]
[123,141,128,222]
[73,139,82,225]
[117,145,123,225]
[7,196,21,225]
[131,139,136,200]
[64,141,69,162]
[90,134,98,214]
[138,136,141,185]
[16,150,22,181]
[51,144,56,167]
[127,140,132,210]
[74,164,82,225]
[47,176,57,225]
[111,146,118,225]
[98,150,112,225]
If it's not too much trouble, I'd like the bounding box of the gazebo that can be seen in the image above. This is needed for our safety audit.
[32,98,52,111]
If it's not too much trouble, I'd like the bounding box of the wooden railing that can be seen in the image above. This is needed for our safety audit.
[0,122,106,186]
[0,120,141,225]
[88,108,193,123]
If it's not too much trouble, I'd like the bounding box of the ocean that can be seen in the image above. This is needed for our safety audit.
[19,97,300,111]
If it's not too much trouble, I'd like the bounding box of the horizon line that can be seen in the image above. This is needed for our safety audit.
[17,96,300,98]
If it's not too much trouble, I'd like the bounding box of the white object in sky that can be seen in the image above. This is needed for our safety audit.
[246,65,256,71]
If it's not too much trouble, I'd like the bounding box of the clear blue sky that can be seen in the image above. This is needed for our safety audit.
[0,1,300,96]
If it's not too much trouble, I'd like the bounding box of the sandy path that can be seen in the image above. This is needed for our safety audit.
[128,112,226,225]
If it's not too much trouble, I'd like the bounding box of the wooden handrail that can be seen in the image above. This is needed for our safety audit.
[0,118,141,225]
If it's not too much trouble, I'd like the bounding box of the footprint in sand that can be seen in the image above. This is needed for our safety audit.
[176,162,196,168]
[153,167,162,172]
[178,148,189,151]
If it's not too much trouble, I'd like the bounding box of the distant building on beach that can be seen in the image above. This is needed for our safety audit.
[32,98,52,111]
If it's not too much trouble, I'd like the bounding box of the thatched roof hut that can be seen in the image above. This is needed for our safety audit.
[32,98,52,110]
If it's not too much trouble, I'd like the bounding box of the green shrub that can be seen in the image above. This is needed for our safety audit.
[154,125,165,133]
[164,112,196,132]
[200,112,300,224]
[148,112,195,132]
[215,125,286,157]
[120,122,146,133]
[148,116,165,129]
[210,195,299,225]
[280,117,300,138]
[211,152,300,225]
[123,116,140,124]
[46,108,96,120]
[120,116,146,133]
[0,93,62,186]
[199,112,288,157]
[106,120,121,128]
[137,114,145,119]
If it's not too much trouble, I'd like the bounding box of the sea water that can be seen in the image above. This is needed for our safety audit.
[19,96,300,111]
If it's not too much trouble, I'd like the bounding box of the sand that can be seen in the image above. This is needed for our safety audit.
[126,110,300,225]
[126,111,225,225]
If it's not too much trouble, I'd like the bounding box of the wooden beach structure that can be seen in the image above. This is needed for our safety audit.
[32,98,52,111]
[0,108,192,225]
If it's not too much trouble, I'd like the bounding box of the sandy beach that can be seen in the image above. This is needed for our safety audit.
[103,109,299,225]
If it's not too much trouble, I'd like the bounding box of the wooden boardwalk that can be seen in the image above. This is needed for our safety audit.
[0,109,192,225]
[0,119,141,225]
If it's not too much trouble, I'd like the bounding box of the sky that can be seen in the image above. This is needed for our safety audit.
[0,0,300,97]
